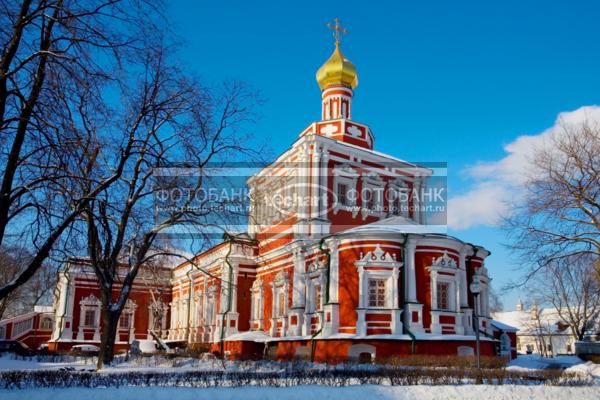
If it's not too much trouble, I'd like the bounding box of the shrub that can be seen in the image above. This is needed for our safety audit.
[0,364,593,389]
[383,354,508,369]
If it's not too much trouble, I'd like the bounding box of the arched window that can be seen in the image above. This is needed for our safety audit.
[270,271,290,337]
[40,317,53,330]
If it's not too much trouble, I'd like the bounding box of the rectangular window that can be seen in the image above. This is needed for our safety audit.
[364,187,382,211]
[207,300,214,324]
[41,317,53,330]
[252,295,261,320]
[84,309,96,327]
[368,279,387,308]
[314,284,322,311]
[119,312,132,329]
[337,183,349,206]
[366,189,375,210]
[394,195,402,216]
[437,282,449,310]
[277,292,286,317]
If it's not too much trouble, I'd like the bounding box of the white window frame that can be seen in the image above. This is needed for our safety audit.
[118,299,137,331]
[427,252,459,313]
[79,294,101,328]
[250,278,264,330]
[272,272,289,318]
[270,271,290,336]
[77,294,101,341]
[355,245,403,310]
[305,261,326,314]
[40,317,53,330]
[205,285,218,326]
[387,178,410,218]
[332,164,359,217]
[360,172,385,220]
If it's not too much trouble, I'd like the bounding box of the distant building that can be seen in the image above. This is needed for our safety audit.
[47,258,172,353]
[0,305,54,349]
[493,299,582,356]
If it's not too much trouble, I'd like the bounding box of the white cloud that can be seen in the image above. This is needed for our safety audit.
[447,105,600,230]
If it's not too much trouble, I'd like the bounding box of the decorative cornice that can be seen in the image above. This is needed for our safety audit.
[431,251,457,269]
[355,244,402,267]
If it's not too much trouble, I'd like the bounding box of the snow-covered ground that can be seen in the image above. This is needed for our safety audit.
[1,353,598,377]
[0,354,98,371]
[508,354,600,382]
[0,385,599,400]
[1,354,599,399]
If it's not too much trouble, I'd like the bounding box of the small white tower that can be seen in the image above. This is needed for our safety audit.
[516,298,524,311]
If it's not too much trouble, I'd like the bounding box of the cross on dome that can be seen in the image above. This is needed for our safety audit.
[327,17,348,47]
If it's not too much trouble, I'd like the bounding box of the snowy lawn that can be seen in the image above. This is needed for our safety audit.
[0,384,599,400]
[508,354,600,383]
[1,353,599,399]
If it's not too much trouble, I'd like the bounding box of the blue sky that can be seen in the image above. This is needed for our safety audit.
[166,1,600,309]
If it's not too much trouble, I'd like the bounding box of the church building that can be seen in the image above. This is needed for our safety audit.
[29,20,504,362]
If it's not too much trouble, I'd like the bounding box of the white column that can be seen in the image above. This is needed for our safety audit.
[412,180,421,223]
[230,266,238,313]
[298,146,310,221]
[392,268,400,309]
[418,178,427,224]
[459,247,469,308]
[188,281,195,338]
[292,248,306,308]
[405,238,417,303]
[455,276,461,312]
[328,239,340,303]
[357,266,365,308]
[391,265,403,335]
[311,148,321,220]
[430,272,438,309]
[76,304,86,341]
[320,149,330,217]
[356,266,366,336]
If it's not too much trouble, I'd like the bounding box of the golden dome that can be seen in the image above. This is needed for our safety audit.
[316,43,358,91]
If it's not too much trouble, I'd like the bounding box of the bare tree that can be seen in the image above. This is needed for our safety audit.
[526,255,600,342]
[506,121,600,281]
[0,0,164,301]
[488,286,504,313]
[73,42,258,367]
[0,245,55,319]
[529,305,552,357]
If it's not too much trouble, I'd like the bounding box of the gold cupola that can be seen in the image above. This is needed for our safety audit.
[316,19,358,91]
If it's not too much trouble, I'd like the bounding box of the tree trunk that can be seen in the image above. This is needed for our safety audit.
[97,308,120,369]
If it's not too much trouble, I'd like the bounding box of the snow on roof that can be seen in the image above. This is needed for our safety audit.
[492,307,569,335]
[33,305,53,313]
[342,215,447,235]
[224,330,271,343]
[491,319,519,332]
[492,310,530,331]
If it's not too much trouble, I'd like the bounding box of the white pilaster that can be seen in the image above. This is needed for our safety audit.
[405,238,417,303]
